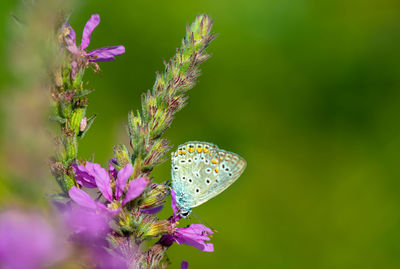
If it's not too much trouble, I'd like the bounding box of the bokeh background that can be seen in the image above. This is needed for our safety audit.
[2,0,400,268]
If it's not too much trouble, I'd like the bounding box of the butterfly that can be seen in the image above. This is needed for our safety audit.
[171,141,246,217]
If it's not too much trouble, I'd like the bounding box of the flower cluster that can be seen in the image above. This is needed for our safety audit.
[69,161,149,213]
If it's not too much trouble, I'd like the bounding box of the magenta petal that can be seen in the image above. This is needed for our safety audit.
[115,163,133,200]
[72,163,97,188]
[170,189,179,218]
[87,46,125,62]
[69,186,102,210]
[81,14,100,50]
[108,159,118,179]
[175,224,214,252]
[0,211,67,269]
[122,177,149,205]
[93,165,113,202]
[63,23,79,55]
[181,261,189,269]
[65,23,76,43]
[64,206,111,240]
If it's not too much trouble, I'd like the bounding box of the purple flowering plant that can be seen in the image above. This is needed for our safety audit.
[64,14,125,80]
[3,10,218,269]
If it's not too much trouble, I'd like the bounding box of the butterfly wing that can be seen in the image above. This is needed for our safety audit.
[171,141,218,210]
[171,141,246,210]
[193,148,246,208]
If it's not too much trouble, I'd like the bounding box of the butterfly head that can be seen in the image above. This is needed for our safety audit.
[178,207,192,218]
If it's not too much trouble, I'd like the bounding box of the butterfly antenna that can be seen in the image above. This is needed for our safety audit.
[191,211,218,234]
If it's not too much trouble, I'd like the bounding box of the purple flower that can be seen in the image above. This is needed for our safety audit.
[0,210,67,269]
[160,224,214,252]
[159,190,214,252]
[69,162,149,213]
[64,14,125,79]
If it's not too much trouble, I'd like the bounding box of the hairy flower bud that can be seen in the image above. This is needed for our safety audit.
[113,144,131,168]
[139,183,169,209]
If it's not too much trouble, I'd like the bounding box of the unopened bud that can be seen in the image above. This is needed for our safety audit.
[139,183,169,209]
[113,144,131,168]
[79,117,87,132]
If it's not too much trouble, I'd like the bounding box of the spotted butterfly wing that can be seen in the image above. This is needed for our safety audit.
[171,141,246,214]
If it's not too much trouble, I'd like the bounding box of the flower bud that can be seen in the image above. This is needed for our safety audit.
[139,183,169,209]
[119,210,171,239]
[79,117,87,132]
[70,108,85,134]
[113,144,131,168]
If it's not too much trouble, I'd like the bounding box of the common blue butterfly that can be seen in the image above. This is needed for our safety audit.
[171,141,246,217]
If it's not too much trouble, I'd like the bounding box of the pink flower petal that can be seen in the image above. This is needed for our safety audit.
[64,23,76,43]
[108,159,118,179]
[175,224,214,252]
[87,46,125,62]
[115,163,133,200]
[0,211,67,269]
[93,165,113,202]
[72,163,96,188]
[69,186,100,210]
[171,189,178,217]
[81,14,100,50]
[122,177,149,205]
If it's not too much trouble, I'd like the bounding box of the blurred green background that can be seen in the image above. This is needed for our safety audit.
[2,0,400,268]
